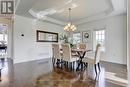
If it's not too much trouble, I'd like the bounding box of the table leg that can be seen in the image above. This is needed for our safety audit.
[76,51,86,71]
[76,61,81,71]
[81,62,83,69]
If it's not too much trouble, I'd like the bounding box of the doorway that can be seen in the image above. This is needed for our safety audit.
[0,24,8,59]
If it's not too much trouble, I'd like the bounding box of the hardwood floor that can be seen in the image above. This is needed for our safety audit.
[0,58,128,87]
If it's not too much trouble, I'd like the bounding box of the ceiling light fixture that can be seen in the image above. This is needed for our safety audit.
[64,8,76,32]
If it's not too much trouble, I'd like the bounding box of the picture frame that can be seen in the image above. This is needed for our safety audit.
[82,30,91,43]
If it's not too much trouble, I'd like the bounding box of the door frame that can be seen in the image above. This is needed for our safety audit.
[0,18,13,59]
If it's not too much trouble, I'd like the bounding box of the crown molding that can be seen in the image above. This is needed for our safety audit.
[16,0,126,26]
[73,0,126,25]
[42,0,126,25]
[44,17,65,25]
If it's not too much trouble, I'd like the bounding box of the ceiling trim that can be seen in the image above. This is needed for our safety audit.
[74,0,126,25]
[40,0,126,25]
[28,9,65,25]
[16,0,126,26]
[45,17,65,25]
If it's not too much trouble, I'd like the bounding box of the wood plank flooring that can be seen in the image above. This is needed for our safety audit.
[0,58,128,87]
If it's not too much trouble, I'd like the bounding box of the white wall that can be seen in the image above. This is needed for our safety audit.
[77,14,127,64]
[14,15,63,63]
[13,14,127,65]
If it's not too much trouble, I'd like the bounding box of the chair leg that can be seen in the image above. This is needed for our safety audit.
[56,59,58,65]
[0,69,1,81]
[70,62,72,70]
[98,63,101,72]
[66,62,68,68]
[68,62,71,70]
[61,60,63,68]
[81,63,83,70]
[64,61,66,65]
[56,59,60,67]
[73,62,75,69]
[68,62,72,70]
[52,58,54,65]
[53,59,55,65]
[94,64,97,76]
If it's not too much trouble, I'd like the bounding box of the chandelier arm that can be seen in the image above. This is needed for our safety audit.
[64,8,76,32]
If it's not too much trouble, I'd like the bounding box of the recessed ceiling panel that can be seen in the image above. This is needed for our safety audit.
[16,0,110,22]
[48,0,110,22]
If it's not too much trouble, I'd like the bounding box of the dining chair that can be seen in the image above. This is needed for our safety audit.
[52,43,62,65]
[79,43,86,50]
[61,44,79,69]
[82,44,102,75]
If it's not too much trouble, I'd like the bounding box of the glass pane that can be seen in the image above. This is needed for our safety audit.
[96,35,98,40]
[73,33,81,44]
[96,31,98,35]
[102,35,105,40]
[98,31,101,35]
[98,35,102,40]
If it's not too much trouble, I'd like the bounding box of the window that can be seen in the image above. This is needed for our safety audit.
[73,33,81,44]
[93,30,105,51]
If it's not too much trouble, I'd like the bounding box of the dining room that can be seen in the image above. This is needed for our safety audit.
[0,0,128,87]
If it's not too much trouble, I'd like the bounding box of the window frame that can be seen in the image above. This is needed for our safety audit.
[72,32,81,44]
[93,29,106,52]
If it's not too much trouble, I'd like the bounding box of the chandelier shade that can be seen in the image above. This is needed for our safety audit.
[64,8,77,32]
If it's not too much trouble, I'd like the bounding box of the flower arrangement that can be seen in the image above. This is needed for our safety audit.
[59,34,76,48]
[59,34,69,43]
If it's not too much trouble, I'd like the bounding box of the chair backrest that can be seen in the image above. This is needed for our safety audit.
[95,44,102,64]
[52,43,61,59]
[61,44,71,61]
[79,43,86,50]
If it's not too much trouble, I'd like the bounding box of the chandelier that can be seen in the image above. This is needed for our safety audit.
[64,8,77,32]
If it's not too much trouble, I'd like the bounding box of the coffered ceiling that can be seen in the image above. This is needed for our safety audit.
[15,0,127,25]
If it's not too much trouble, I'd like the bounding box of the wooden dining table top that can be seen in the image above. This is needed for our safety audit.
[60,48,92,54]
[60,48,92,52]
[71,49,92,52]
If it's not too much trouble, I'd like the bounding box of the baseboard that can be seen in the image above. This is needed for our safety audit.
[100,59,127,65]
[14,57,52,64]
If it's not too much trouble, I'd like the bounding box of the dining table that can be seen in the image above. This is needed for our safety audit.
[71,49,92,70]
[59,47,92,70]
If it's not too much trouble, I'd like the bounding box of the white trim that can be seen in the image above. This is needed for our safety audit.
[74,0,126,25]
[45,17,65,25]
[128,0,130,86]
[14,57,51,64]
